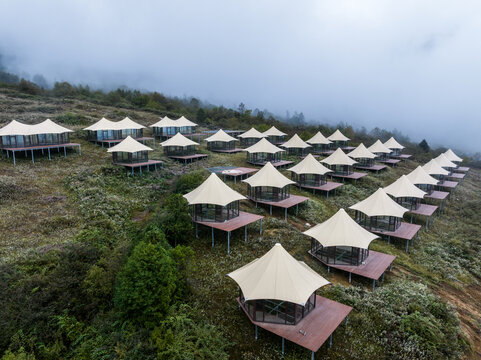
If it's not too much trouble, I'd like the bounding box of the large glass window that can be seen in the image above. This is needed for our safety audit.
[247,185,290,202]
[192,201,239,222]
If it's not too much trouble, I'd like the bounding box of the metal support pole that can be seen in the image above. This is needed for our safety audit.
[327,266,330,273]
[387,235,390,244]
[284,208,287,220]
[64,146,66,157]
[382,272,385,282]
[255,325,258,340]
[260,219,262,234]
[212,227,214,247]
[244,225,247,242]
[13,151,16,166]
[348,272,352,283]
[390,263,393,271]
[345,315,349,326]
[405,239,409,253]
[48,148,51,160]
[270,205,272,215]
[281,337,284,355]
[296,203,298,215]
[31,150,34,164]
[329,334,333,348]
[311,351,315,360]
[227,232,231,254]
[195,223,198,238]
[372,279,376,292]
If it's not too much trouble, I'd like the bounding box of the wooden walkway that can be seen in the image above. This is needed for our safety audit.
[424,190,449,213]
[168,154,208,163]
[2,143,81,166]
[354,164,387,172]
[330,172,368,181]
[114,159,163,174]
[378,158,401,166]
[295,181,343,198]
[454,166,469,173]
[247,160,293,168]
[194,211,264,253]
[409,204,438,229]
[309,250,395,289]
[210,148,244,153]
[436,180,458,191]
[250,195,309,220]
[371,222,421,252]
[239,295,352,354]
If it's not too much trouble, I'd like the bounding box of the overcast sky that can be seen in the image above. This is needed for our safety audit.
[1,0,480,152]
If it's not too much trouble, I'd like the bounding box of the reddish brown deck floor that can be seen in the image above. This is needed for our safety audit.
[454,166,469,172]
[319,150,334,155]
[354,164,387,172]
[409,203,438,217]
[2,143,81,152]
[248,160,293,168]
[239,296,352,353]
[250,195,308,219]
[210,148,244,153]
[296,182,343,197]
[194,211,264,232]
[378,158,401,166]
[425,190,449,200]
[114,159,163,168]
[168,154,208,162]
[448,173,465,180]
[437,180,458,190]
[309,249,396,281]
[393,154,412,159]
[218,167,258,183]
[330,172,368,180]
[95,137,153,146]
[371,222,421,241]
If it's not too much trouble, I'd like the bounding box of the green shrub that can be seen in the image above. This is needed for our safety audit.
[160,194,193,246]
[114,241,179,327]
[55,112,89,126]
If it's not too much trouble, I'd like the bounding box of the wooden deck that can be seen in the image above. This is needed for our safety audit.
[194,211,264,253]
[168,154,208,163]
[330,172,368,180]
[392,154,412,159]
[371,222,421,252]
[409,204,438,217]
[219,167,258,183]
[239,296,352,353]
[93,137,153,146]
[309,249,396,282]
[354,164,387,172]
[295,181,343,198]
[2,143,82,165]
[436,180,458,190]
[378,158,401,166]
[247,160,293,168]
[448,173,465,180]
[343,146,356,151]
[210,148,244,153]
[250,195,309,220]
[454,166,469,173]
[114,159,163,173]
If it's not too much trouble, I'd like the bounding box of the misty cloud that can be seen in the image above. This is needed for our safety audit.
[0,0,480,152]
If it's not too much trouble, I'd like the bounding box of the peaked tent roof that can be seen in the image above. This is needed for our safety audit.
[204,129,238,143]
[383,175,426,199]
[349,188,408,218]
[84,117,145,131]
[227,243,330,305]
[0,119,73,136]
[243,138,285,154]
[303,209,378,249]
[347,143,376,159]
[160,132,199,147]
[368,139,392,154]
[150,116,178,128]
[434,153,457,168]
[321,148,357,166]
[117,117,146,130]
[422,159,449,176]
[107,136,152,153]
[306,131,332,145]
[176,116,197,127]
[242,162,295,188]
[444,149,463,162]
[183,173,246,206]
[288,153,332,175]
[406,166,439,186]
[327,129,350,142]
[237,127,267,139]
[281,134,311,149]
[383,137,405,150]
[262,126,287,137]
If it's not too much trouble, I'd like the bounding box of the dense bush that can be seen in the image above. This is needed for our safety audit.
[174,171,205,194]
[114,241,180,328]
[160,194,193,246]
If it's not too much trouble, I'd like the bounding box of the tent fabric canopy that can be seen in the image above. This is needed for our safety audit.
[107,136,152,153]
[434,153,457,168]
[347,143,376,159]
[368,140,392,154]
[306,131,332,145]
[321,148,357,166]
[383,137,405,150]
[227,243,330,305]
[84,117,144,131]
[160,132,199,147]
[116,117,145,130]
[349,188,408,218]
[183,173,246,206]
[303,209,378,249]
[204,129,238,143]
[422,159,449,176]
[242,162,295,188]
[288,153,332,175]
[150,116,178,128]
[238,128,267,139]
[243,138,285,154]
[444,149,462,162]
[327,129,350,142]
[383,175,426,199]
[281,134,311,149]
[262,126,287,137]
[406,166,439,185]
[175,116,197,127]
[0,119,74,136]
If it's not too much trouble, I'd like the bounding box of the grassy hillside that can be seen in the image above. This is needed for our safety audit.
[0,86,479,360]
